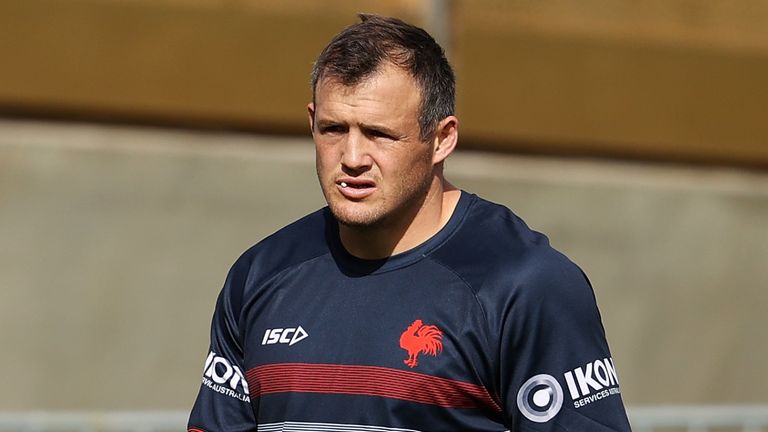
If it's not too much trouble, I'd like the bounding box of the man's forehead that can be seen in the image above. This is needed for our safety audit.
[318,75,419,117]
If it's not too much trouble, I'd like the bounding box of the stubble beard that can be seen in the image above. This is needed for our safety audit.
[320,164,434,231]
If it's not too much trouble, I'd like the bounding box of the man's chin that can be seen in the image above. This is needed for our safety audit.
[329,204,383,229]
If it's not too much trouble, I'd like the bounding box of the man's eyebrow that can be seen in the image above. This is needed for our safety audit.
[359,123,400,136]
[315,119,344,127]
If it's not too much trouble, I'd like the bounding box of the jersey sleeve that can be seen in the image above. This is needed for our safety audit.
[498,252,632,431]
[188,257,257,432]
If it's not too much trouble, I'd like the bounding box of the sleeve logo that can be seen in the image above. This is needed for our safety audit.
[516,374,564,423]
[564,357,621,408]
[517,357,622,422]
[201,351,250,402]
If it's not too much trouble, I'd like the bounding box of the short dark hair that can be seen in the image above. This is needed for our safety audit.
[311,14,455,142]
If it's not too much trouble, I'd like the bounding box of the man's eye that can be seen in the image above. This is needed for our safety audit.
[370,130,395,140]
[321,125,345,134]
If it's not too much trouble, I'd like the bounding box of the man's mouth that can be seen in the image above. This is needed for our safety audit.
[337,178,375,188]
[339,181,372,189]
[336,179,377,199]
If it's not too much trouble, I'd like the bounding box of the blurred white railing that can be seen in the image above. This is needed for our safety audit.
[1,406,767,431]
[0,411,186,432]
[629,405,768,432]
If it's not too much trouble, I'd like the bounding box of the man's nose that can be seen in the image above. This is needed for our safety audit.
[340,130,372,172]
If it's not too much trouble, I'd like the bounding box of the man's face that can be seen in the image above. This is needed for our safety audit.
[309,63,436,229]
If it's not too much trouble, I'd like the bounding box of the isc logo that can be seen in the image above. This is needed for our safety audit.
[261,326,309,346]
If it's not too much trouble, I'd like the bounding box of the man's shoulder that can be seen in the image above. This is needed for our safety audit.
[230,208,331,284]
[257,207,329,250]
[441,192,553,262]
[433,193,587,299]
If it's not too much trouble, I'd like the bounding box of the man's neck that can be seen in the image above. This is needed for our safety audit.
[338,180,461,260]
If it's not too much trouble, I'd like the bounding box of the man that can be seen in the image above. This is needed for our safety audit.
[189,14,631,432]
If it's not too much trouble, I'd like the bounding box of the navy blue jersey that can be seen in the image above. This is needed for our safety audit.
[188,192,631,431]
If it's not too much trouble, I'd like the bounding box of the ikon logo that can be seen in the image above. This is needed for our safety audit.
[564,357,619,399]
[261,326,309,346]
[203,351,249,394]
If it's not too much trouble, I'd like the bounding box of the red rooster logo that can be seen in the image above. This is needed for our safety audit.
[399,319,443,368]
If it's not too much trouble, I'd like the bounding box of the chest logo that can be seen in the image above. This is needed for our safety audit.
[399,319,443,368]
[261,326,309,346]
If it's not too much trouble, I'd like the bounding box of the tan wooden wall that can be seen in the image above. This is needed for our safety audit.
[2,119,767,409]
[1,0,767,165]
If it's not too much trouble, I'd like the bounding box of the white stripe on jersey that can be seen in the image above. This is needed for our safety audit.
[258,421,423,432]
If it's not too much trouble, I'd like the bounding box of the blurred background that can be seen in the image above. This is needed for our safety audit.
[1,0,767,430]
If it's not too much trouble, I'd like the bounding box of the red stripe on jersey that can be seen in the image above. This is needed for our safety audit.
[188,428,206,432]
[245,363,501,412]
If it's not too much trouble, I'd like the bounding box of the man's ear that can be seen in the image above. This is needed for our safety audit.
[432,115,459,165]
[307,102,316,134]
